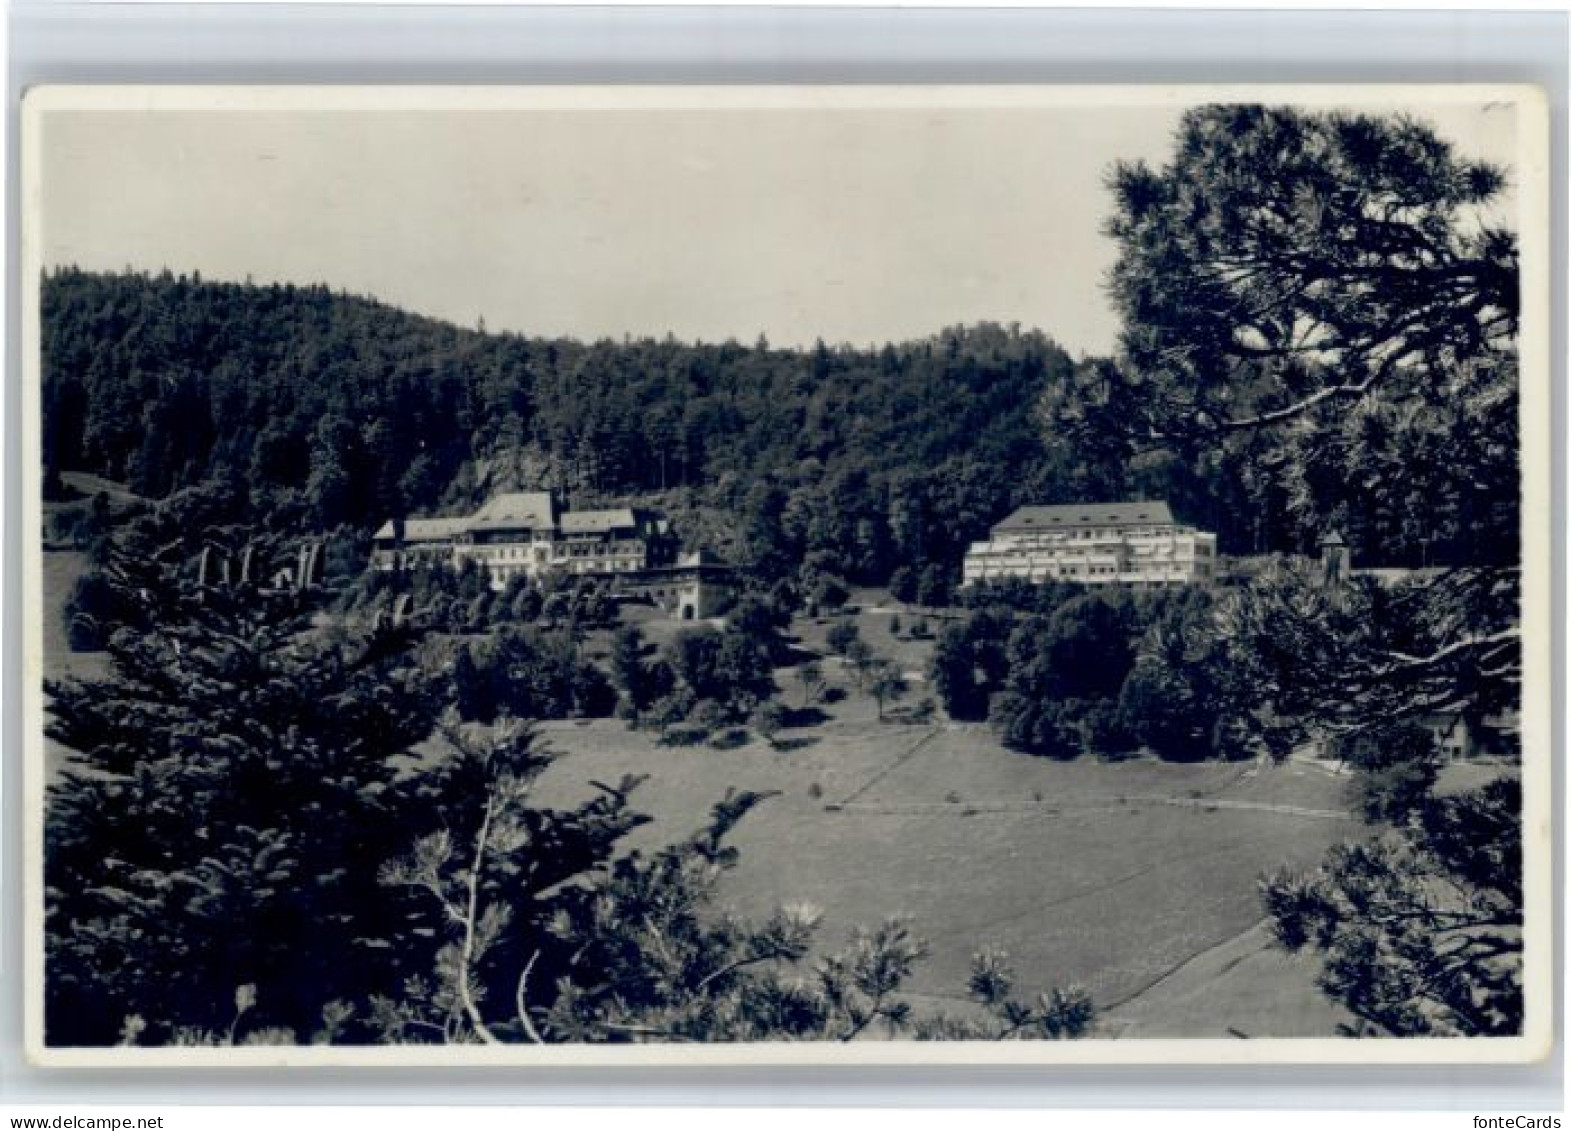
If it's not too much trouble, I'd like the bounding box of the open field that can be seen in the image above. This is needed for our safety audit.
[529,717,1362,1037]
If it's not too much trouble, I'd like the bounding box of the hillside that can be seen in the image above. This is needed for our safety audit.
[40,268,1246,598]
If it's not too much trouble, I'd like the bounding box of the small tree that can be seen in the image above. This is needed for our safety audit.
[825,620,861,657]
[1079,107,1532,1034]
[451,642,496,723]
[751,698,788,749]
[794,660,826,709]
[914,564,952,609]
[844,637,876,689]
[608,624,655,720]
[375,719,650,1044]
[867,658,909,721]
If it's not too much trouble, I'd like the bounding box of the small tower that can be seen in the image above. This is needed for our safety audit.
[1319,529,1350,587]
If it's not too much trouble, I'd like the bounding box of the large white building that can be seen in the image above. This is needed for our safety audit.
[961,501,1217,589]
[372,491,671,589]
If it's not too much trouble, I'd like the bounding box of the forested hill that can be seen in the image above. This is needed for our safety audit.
[47,267,1230,597]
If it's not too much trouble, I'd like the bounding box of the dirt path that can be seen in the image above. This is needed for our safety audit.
[832,726,942,806]
[829,795,1350,820]
[1100,918,1352,1038]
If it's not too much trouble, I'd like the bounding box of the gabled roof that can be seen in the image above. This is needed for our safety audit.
[561,508,637,535]
[373,516,470,542]
[993,501,1175,534]
[467,491,556,531]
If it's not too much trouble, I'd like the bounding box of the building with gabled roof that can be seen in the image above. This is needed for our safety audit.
[466,491,557,533]
[370,516,470,544]
[993,501,1176,535]
[371,491,673,590]
[560,508,637,535]
[962,500,1216,589]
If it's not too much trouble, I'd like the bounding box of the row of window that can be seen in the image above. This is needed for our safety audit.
[987,541,1213,558]
[966,554,1206,570]
[974,547,1198,561]
[964,566,1207,582]
[1000,525,1195,542]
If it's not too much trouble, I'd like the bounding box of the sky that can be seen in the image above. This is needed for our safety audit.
[33,90,1521,358]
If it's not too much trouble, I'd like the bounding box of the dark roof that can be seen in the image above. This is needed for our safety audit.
[993,501,1176,534]
[561,508,637,535]
[468,491,556,532]
[373,516,470,542]
[375,493,651,544]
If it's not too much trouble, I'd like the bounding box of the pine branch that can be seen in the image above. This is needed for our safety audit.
[457,791,500,1045]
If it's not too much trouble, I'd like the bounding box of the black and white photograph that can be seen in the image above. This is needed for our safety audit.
[21,85,1550,1065]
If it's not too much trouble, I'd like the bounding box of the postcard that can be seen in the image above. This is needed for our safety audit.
[21,84,1551,1066]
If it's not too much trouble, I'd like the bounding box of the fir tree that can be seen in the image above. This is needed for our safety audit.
[45,533,439,1044]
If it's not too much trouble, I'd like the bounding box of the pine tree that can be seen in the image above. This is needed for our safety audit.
[1262,778,1522,1037]
[1074,104,1526,1034]
[384,743,1093,1045]
[45,534,439,1044]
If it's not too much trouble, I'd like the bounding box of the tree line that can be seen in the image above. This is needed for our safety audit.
[931,581,1227,761]
[43,271,1101,597]
[44,253,1488,608]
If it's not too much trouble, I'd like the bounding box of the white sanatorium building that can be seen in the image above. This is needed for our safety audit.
[962,501,1217,589]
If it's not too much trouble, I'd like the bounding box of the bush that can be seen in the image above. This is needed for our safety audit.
[888,566,918,605]
[451,628,615,724]
[914,565,953,609]
[990,693,1084,759]
[751,698,789,748]
[63,568,130,651]
[825,620,861,656]
[1116,655,1213,761]
[1340,722,1443,824]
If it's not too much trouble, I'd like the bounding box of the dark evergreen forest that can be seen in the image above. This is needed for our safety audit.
[41,267,1265,599]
